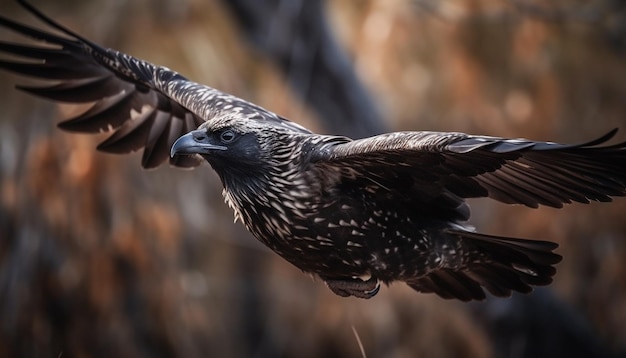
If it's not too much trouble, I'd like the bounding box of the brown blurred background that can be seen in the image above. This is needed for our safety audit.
[1,0,625,357]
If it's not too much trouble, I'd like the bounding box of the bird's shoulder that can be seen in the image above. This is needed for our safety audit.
[317,131,472,158]
[307,131,471,165]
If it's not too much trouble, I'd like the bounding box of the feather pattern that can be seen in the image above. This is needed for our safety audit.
[315,130,626,210]
[2,1,626,301]
[0,2,307,168]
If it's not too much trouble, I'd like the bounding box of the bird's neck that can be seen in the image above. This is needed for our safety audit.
[219,139,323,246]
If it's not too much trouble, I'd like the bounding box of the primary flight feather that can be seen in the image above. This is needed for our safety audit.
[2,0,625,301]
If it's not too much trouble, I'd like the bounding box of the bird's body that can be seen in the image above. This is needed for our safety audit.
[2,1,625,301]
[194,126,569,299]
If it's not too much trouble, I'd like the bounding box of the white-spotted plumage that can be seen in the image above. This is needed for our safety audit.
[2,2,626,301]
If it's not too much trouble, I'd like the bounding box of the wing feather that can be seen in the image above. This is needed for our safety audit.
[97,107,157,154]
[17,75,127,103]
[142,111,178,169]
[57,90,143,133]
[0,2,236,168]
[315,130,626,214]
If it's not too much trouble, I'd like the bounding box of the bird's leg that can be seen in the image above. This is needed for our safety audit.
[322,275,380,299]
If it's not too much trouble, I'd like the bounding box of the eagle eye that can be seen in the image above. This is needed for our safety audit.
[220,129,236,143]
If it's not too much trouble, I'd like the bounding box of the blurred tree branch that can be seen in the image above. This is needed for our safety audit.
[222,0,387,137]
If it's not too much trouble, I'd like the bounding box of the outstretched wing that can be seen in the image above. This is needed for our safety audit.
[0,2,203,168]
[0,1,301,168]
[313,130,626,217]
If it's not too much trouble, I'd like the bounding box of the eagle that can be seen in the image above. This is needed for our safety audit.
[1,0,624,301]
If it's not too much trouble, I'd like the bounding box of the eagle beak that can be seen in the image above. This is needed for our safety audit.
[170,129,227,157]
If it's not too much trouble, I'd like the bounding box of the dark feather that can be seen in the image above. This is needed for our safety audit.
[404,230,561,301]
[2,1,626,302]
[17,76,127,103]
[317,130,626,214]
[0,5,207,168]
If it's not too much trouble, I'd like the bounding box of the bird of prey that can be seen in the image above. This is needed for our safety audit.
[1,1,625,301]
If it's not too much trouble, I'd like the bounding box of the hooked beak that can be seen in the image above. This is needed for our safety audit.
[170,129,227,157]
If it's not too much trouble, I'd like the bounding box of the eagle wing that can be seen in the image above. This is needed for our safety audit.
[0,1,303,168]
[313,130,626,216]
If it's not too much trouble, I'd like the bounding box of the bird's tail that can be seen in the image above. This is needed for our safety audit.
[406,230,562,301]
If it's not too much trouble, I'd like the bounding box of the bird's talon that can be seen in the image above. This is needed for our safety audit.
[323,276,380,299]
